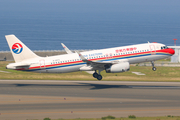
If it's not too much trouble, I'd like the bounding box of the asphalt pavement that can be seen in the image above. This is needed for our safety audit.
[0,80,180,120]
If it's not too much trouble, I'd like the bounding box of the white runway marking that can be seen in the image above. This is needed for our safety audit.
[132,71,145,75]
[0,70,10,73]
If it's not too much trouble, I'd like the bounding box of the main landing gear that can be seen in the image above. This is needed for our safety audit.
[93,70,103,80]
[151,61,156,71]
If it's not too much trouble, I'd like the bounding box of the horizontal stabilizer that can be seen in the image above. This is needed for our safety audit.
[6,62,31,69]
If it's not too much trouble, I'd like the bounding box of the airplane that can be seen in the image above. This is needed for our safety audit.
[61,43,73,54]
[5,34,175,80]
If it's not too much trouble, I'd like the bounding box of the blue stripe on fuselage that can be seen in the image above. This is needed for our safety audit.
[27,52,171,72]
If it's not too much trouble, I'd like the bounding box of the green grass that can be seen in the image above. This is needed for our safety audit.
[1,61,180,81]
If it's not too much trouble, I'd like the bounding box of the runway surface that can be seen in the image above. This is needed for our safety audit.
[0,80,180,120]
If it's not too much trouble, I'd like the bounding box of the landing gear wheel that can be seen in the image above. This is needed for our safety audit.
[93,72,98,78]
[97,75,102,81]
[152,67,156,71]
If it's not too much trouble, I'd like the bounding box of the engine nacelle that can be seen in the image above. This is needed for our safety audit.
[105,62,130,73]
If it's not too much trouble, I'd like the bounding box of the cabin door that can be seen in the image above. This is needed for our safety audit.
[39,59,46,69]
[149,45,156,55]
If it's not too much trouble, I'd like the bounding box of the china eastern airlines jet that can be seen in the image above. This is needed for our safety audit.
[5,35,175,80]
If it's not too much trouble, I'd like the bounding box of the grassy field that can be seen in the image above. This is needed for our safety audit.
[1,61,180,81]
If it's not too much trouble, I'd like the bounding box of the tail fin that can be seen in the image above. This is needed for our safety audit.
[5,34,39,62]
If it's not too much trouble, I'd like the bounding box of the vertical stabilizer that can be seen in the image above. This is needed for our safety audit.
[5,34,39,62]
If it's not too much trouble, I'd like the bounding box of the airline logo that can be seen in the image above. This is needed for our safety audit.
[12,43,23,54]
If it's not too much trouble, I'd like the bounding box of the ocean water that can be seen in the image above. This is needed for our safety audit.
[0,1,180,51]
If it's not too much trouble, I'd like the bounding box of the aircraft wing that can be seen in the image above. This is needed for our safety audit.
[61,43,73,54]
[76,51,126,70]
[76,51,90,63]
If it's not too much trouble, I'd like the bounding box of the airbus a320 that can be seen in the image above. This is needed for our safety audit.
[5,35,175,80]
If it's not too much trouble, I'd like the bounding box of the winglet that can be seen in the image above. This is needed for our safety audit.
[61,43,73,54]
[76,51,89,62]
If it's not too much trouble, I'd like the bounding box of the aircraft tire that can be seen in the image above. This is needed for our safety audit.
[97,75,102,81]
[152,67,156,71]
[93,72,98,78]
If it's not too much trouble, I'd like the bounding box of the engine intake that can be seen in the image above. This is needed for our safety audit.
[105,62,130,73]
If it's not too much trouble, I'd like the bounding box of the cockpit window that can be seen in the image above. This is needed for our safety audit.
[161,46,168,49]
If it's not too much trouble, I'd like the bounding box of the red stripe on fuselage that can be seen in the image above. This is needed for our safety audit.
[19,48,174,71]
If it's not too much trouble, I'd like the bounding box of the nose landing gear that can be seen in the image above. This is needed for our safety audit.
[151,61,156,71]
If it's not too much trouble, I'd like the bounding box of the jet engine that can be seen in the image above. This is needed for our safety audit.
[105,62,130,73]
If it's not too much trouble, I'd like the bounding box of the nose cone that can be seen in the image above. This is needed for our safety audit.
[168,48,175,55]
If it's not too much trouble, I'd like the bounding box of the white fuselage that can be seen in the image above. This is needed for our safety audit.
[10,42,174,73]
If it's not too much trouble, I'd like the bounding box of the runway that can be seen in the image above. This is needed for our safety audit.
[0,80,180,120]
